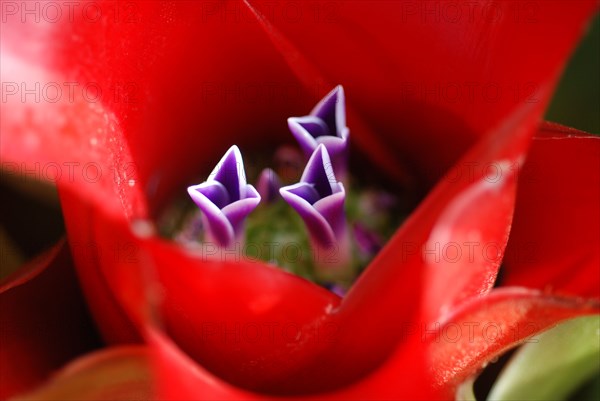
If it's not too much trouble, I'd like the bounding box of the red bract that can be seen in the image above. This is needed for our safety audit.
[1,1,599,399]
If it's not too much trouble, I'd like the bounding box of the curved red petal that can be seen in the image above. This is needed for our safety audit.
[59,187,344,392]
[147,325,432,400]
[503,122,600,299]
[0,240,100,399]
[426,288,600,397]
[142,237,341,391]
[0,44,148,221]
[248,0,598,186]
[145,288,599,400]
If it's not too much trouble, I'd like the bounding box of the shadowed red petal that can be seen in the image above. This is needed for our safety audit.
[242,0,412,186]
[0,240,101,399]
[1,33,150,344]
[59,191,144,344]
[503,122,600,299]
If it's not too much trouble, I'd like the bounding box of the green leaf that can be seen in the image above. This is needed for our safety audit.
[487,315,600,401]
[569,374,600,401]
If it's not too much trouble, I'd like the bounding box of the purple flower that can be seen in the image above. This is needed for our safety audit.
[287,86,349,176]
[187,146,260,247]
[280,144,350,272]
[256,168,281,203]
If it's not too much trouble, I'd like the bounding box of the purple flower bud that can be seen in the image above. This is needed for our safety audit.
[324,283,348,297]
[256,168,281,203]
[187,146,260,248]
[288,86,349,176]
[280,144,349,271]
[353,223,384,255]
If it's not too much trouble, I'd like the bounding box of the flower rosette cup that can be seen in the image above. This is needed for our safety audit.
[1,1,599,400]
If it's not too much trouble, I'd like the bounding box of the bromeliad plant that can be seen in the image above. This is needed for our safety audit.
[1,1,599,400]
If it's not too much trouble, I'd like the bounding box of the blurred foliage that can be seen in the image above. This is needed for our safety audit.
[486,316,600,401]
[546,15,600,134]
[569,374,600,401]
